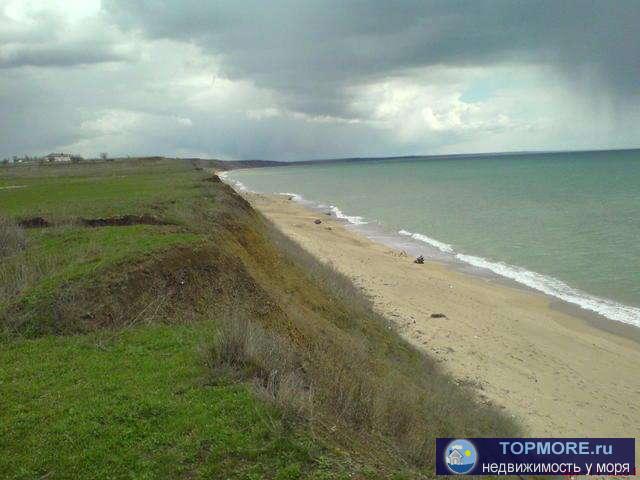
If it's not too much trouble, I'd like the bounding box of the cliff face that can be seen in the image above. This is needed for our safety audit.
[0,159,518,478]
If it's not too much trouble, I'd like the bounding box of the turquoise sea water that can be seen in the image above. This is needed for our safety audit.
[225,150,640,326]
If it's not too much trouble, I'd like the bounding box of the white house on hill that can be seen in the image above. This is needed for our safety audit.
[45,153,77,163]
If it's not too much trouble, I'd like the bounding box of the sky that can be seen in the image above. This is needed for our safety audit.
[1,0,639,161]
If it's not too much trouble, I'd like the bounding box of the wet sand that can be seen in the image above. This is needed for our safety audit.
[244,191,640,440]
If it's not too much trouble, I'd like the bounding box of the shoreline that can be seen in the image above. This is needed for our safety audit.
[237,188,640,439]
[283,187,640,343]
[220,169,640,343]
[220,171,640,329]
[360,222,640,344]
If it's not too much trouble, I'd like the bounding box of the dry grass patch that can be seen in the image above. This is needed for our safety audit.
[0,217,26,258]
[202,200,520,472]
[205,308,312,419]
[207,305,518,470]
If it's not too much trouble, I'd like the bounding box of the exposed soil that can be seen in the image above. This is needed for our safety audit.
[18,217,50,228]
[4,242,286,337]
[80,214,171,227]
[203,175,222,183]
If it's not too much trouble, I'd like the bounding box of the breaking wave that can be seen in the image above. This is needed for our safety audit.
[455,253,640,327]
[398,229,454,253]
[399,228,640,327]
[329,205,368,225]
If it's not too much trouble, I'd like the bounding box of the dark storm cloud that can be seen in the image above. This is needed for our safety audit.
[1,1,638,161]
[0,43,129,68]
[104,0,640,117]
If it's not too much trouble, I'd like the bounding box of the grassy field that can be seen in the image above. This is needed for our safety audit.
[0,159,520,479]
[1,325,355,479]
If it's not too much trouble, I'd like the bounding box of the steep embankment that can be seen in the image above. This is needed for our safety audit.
[0,159,519,478]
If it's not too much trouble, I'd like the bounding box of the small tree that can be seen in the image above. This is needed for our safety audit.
[100,152,108,161]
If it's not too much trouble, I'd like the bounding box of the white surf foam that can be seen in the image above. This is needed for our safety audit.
[233,180,248,191]
[218,172,250,193]
[329,205,368,225]
[277,193,367,225]
[398,229,454,253]
[278,192,305,202]
[217,171,254,192]
[398,227,640,326]
[455,253,640,327]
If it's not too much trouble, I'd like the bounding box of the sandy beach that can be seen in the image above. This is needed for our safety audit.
[244,191,640,439]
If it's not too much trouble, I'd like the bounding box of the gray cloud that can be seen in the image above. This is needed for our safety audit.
[0,7,132,69]
[104,0,640,117]
[0,43,129,68]
[0,1,638,161]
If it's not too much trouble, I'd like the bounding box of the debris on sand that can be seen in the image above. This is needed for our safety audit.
[414,255,424,264]
[314,219,322,224]
[430,313,447,319]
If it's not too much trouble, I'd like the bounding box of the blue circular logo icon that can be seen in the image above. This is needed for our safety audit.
[444,439,478,474]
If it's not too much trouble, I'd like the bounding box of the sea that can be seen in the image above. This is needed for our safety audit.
[224,149,640,327]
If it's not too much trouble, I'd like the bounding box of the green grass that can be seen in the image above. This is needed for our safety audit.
[0,159,208,334]
[17,226,202,306]
[0,160,378,478]
[0,324,357,480]
[0,160,198,220]
[0,158,520,478]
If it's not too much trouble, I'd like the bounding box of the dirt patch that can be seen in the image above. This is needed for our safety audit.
[3,242,285,337]
[18,217,50,228]
[80,214,172,227]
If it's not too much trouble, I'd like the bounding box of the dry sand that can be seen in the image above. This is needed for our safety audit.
[245,191,640,439]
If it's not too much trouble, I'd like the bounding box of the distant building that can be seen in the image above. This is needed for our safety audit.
[45,153,81,163]
[46,153,72,163]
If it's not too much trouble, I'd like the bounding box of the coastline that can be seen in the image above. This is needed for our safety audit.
[220,169,640,328]
[239,189,640,439]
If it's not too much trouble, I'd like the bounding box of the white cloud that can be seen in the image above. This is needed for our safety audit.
[351,70,526,149]
[80,109,142,136]
[246,107,281,120]
[2,0,100,23]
